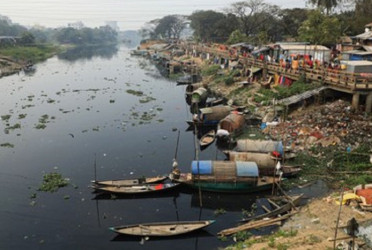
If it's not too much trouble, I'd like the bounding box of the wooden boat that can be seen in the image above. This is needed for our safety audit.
[354,184,372,211]
[193,106,233,126]
[241,194,303,222]
[200,130,216,147]
[91,175,168,187]
[93,183,180,194]
[170,161,282,193]
[109,220,215,237]
[235,139,284,155]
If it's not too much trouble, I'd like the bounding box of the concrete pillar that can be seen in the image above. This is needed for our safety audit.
[352,92,360,110]
[366,92,372,113]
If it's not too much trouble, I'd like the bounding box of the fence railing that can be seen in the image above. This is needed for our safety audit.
[179,43,372,91]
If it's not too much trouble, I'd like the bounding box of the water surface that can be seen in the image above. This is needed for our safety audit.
[0,45,259,250]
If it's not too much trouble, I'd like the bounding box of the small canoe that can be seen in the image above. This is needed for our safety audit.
[91,175,168,187]
[110,220,215,236]
[93,183,180,194]
[200,130,216,147]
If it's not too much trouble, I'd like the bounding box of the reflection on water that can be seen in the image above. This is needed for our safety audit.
[57,44,119,62]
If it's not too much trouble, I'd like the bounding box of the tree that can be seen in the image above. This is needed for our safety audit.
[226,0,277,36]
[278,8,309,39]
[19,32,35,45]
[154,15,186,40]
[226,30,248,44]
[298,10,341,46]
[189,10,228,42]
[308,0,340,15]
[354,0,372,33]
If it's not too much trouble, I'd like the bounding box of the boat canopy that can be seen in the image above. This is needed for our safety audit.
[191,161,259,177]
[192,160,213,175]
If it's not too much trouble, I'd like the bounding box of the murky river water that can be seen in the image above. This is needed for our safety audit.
[0,44,261,249]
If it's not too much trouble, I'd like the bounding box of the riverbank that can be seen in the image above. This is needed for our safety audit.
[0,44,63,77]
[227,193,372,249]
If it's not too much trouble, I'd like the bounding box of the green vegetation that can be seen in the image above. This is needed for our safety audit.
[126,89,144,96]
[0,143,14,148]
[0,45,61,63]
[6,123,21,130]
[38,172,69,192]
[201,65,220,76]
[214,208,226,216]
[35,114,50,129]
[215,69,240,86]
[254,81,320,105]
[226,229,298,249]
[1,115,11,121]
[285,143,372,189]
[139,96,156,103]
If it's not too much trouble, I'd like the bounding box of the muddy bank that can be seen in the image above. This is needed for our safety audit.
[0,56,23,77]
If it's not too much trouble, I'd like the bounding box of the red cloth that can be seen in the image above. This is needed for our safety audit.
[272,151,281,157]
[356,189,372,204]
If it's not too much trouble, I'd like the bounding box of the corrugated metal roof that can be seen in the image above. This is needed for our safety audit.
[354,31,372,40]
[342,50,372,55]
[342,60,372,66]
[278,86,328,106]
[279,44,330,51]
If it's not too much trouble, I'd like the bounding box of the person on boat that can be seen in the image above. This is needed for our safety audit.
[171,158,180,179]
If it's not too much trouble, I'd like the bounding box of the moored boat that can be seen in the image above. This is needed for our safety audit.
[93,183,180,194]
[109,220,215,236]
[200,130,216,147]
[91,175,168,187]
[170,160,282,193]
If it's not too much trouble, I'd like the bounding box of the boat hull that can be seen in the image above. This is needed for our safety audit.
[94,183,180,194]
[110,220,215,236]
[172,174,278,193]
[183,181,274,193]
[91,176,168,187]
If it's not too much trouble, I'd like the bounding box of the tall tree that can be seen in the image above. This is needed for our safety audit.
[226,0,279,40]
[189,10,228,42]
[308,0,340,15]
[278,8,309,39]
[298,10,341,46]
[154,15,186,40]
[19,32,35,45]
[354,0,372,33]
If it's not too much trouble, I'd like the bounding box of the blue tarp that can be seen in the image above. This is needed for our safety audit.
[192,161,213,175]
[236,162,259,177]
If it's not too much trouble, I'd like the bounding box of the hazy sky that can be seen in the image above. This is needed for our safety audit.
[0,0,306,30]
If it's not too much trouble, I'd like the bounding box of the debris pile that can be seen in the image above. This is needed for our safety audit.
[262,100,372,152]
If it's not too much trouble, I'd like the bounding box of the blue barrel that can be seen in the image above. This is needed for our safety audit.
[236,162,259,177]
[192,160,212,175]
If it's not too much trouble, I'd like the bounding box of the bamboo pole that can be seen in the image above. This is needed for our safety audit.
[333,188,345,249]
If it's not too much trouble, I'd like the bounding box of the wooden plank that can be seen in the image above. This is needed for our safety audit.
[219,211,297,236]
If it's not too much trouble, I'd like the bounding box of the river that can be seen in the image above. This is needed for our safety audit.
[0,44,266,249]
